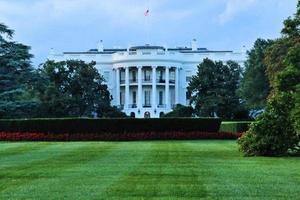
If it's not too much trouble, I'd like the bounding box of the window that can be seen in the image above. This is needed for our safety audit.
[159,70,164,80]
[159,91,163,105]
[132,91,137,104]
[144,70,151,81]
[170,71,175,80]
[104,71,110,82]
[144,111,151,118]
[120,92,125,105]
[130,112,135,118]
[132,71,137,82]
[120,71,125,83]
[144,90,151,105]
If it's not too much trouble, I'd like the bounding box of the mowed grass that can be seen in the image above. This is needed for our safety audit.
[0,141,299,199]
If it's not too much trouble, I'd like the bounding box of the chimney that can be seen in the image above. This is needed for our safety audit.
[191,39,197,51]
[97,40,104,52]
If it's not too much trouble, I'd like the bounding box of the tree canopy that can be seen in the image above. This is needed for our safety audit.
[0,23,38,118]
[34,60,116,118]
[187,58,243,119]
[238,1,300,156]
[239,39,273,110]
[162,104,194,118]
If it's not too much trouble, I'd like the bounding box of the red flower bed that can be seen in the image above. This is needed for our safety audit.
[0,131,242,141]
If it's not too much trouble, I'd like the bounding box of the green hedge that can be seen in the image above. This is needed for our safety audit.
[0,118,221,134]
[219,121,252,133]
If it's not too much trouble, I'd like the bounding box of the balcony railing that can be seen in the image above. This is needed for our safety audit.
[169,80,175,84]
[157,79,176,84]
[121,79,175,84]
[142,78,152,83]
[157,78,165,83]
[129,79,137,83]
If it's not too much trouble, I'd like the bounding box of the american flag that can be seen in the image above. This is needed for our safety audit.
[144,9,149,16]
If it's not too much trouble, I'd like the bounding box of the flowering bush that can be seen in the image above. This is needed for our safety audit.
[0,131,242,141]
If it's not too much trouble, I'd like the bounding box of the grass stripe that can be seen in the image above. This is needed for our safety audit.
[0,142,114,197]
[0,142,152,200]
[105,142,209,199]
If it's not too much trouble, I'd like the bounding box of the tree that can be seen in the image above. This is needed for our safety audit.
[34,60,116,118]
[187,58,242,119]
[0,23,38,118]
[238,1,300,156]
[239,39,273,110]
[162,104,194,118]
[98,106,128,118]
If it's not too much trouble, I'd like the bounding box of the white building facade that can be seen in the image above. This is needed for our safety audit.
[49,41,246,118]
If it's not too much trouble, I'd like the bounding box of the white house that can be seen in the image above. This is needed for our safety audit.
[48,40,246,118]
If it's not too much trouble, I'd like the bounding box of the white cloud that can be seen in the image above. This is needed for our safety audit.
[218,0,257,24]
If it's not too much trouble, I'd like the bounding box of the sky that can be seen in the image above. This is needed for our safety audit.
[0,0,298,66]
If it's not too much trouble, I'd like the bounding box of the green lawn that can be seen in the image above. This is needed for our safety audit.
[0,141,299,199]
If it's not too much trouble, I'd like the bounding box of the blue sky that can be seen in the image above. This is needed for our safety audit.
[0,0,298,66]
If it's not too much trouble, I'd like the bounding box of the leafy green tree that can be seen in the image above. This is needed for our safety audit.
[238,1,300,156]
[34,60,117,118]
[239,39,273,110]
[0,23,38,118]
[187,58,242,119]
[99,106,128,118]
[162,104,194,118]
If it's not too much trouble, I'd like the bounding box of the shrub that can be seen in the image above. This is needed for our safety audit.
[219,121,252,133]
[162,104,194,118]
[238,93,299,156]
[0,131,241,141]
[0,118,221,134]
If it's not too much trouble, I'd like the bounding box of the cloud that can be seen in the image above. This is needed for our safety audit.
[218,0,257,24]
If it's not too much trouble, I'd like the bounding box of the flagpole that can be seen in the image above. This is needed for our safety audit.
[147,12,150,44]
[144,0,150,44]
[144,9,150,44]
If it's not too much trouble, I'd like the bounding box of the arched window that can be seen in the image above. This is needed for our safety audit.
[144,111,151,118]
[159,112,164,118]
[130,112,135,118]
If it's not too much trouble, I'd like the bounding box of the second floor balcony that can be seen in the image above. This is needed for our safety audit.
[130,79,137,83]
[142,78,152,83]
[120,78,176,85]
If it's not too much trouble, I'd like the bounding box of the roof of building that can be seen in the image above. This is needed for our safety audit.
[63,45,233,55]
[129,45,166,51]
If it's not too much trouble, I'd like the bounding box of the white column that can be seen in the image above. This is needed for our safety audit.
[165,66,170,109]
[137,66,142,109]
[175,67,179,105]
[152,66,157,108]
[116,68,120,106]
[125,67,129,109]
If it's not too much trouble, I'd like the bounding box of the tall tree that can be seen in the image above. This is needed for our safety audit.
[238,1,300,156]
[239,39,273,110]
[0,23,38,118]
[187,58,242,119]
[34,60,123,118]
